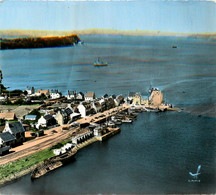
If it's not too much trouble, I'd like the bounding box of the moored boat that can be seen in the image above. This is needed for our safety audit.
[122,118,133,123]
[31,150,77,180]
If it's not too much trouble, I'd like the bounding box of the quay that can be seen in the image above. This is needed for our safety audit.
[77,105,130,124]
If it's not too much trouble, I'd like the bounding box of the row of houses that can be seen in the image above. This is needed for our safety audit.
[26,87,96,101]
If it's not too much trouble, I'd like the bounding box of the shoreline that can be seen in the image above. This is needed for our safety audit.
[0,128,120,186]
[1,29,216,38]
[0,162,43,186]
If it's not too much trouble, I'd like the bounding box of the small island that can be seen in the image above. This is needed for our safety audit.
[0,34,81,50]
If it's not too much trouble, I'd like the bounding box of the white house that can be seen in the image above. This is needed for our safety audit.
[26,87,35,95]
[50,90,62,99]
[66,90,76,100]
[77,102,93,117]
[36,114,56,129]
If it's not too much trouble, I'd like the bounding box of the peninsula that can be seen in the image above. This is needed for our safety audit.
[0,34,81,50]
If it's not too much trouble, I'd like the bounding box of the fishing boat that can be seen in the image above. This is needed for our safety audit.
[94,57,108,66]
[143,107,160,113]
[122,118,133,123]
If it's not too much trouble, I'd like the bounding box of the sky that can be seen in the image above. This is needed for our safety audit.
[0,0,216,33]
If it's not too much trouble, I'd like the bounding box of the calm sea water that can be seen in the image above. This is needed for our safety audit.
[0,35,216,194]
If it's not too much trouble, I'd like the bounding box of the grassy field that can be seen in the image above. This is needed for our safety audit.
[0,149,55,179]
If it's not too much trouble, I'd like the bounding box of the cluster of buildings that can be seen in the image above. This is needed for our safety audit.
[0,85,166,156]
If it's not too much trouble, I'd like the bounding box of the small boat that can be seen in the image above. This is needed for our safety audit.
[111,119,122,125]
[172,45,177,48]
[143,107,160,113]
[122,118,133,123]
[94,57,108,66]
[105,121,116,127]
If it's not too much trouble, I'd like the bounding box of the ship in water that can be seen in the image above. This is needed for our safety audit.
[94,57,108,66]
[31,149,77,180]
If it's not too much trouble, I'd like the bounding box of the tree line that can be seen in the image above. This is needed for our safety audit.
[0,35,81,49]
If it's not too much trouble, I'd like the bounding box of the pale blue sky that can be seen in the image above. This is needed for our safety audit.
[0,0,216,33]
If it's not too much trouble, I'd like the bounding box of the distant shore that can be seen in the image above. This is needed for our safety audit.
[0,34,80,50]
[1,29,216,39]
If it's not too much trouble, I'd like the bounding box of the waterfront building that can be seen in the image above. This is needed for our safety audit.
[0,132,16,155]
[3,122,25,145]
[0,113,16,121]
[84,92,95,101]
[149,89,163,106]
[132,93,149,106]
[72,131,94,144]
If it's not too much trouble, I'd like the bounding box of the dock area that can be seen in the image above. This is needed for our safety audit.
[77,105,130,124]
[96,127,121,142]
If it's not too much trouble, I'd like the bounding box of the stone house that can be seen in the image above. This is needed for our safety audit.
[105,97,115,110]
[132,93,149,106]
[55,107,73,126]
[149,88,163,106]
[91,101,102,113]
[3,122,25,144]
[84,92,95,101]
[0,132,16,155]
[99,99,107,112]
[114,95,125,106]
[78,102,94,117]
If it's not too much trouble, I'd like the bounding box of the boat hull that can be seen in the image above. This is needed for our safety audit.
[94,63,108,66]
[31,150,77,180]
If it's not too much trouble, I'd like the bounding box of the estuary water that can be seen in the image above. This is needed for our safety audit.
[0,35,216,194]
